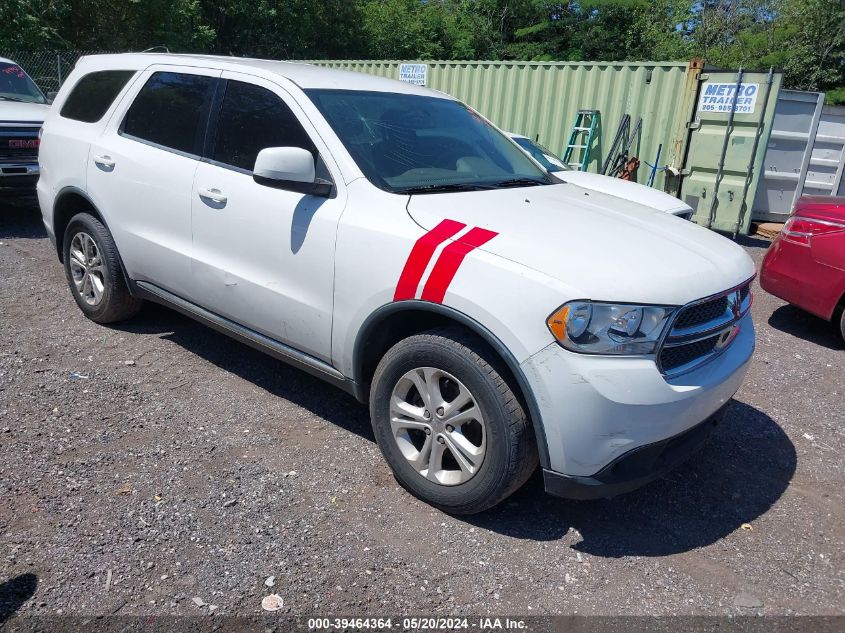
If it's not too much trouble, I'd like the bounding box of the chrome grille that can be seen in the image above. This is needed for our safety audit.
[658,280,753,377]
[0,126,40,162]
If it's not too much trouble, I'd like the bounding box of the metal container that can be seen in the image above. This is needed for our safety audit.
[678,69,783,235]
[752,90,825,222]
[804,105,845,198]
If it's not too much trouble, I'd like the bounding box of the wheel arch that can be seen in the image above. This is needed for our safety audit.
[353,300,550,468]
[52,186,133,290]
[53,187,103,262]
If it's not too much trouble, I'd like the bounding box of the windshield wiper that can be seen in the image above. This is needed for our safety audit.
[488,177,547,188]
[0,96,28,103]
[395,183,494,195]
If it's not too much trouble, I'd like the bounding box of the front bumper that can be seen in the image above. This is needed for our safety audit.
[521,312,754,481]
[543,403,725,499]
[0,163,39,196]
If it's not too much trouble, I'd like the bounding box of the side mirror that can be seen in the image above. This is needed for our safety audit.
[46,91,58,105]
[253,147,332,197]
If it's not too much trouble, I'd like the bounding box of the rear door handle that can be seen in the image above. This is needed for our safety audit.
[197,186,227,205]
[93,154,115,169]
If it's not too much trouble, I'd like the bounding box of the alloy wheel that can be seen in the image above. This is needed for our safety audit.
[389,367,486,485]
[68,232,105,306]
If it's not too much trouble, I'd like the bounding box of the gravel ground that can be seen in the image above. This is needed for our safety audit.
[1,199,843,619]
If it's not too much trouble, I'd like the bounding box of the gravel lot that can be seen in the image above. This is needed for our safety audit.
[1,199,843,620]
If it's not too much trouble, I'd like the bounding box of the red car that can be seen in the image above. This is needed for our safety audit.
[760,196,845,341]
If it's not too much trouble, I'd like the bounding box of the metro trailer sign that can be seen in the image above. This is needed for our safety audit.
[398,63,428,86]
[698,82,760,114]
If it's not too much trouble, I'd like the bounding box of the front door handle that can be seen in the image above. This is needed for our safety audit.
[93,154,115,170]
[197,186,227,205]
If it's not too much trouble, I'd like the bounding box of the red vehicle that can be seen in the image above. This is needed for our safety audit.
[760,196,845,341]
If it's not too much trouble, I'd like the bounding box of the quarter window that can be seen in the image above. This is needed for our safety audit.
[212,80,316,172]
[60,70,135,122]
[122,72,216,156]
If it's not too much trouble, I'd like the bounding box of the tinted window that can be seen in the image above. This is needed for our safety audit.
[0,63,46,104]
[60,71,134,122]
[213,80,316,171]
[123,72,216,155]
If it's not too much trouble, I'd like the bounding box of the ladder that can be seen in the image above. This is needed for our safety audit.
[563,110,599,171]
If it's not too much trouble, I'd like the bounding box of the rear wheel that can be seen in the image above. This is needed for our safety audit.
[62,213,142,323]
[369,326,538,514]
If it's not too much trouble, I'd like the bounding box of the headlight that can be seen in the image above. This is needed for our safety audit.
[547,301,676,355]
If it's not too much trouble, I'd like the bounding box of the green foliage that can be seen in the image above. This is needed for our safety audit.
[0,1,68,49]
[670,0,842,93]
[0,0,842,95]
[778,0,845,93]
[827,88,845,105]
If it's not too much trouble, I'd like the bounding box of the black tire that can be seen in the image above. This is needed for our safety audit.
[369,326,538,514]
[839,307,845,344]
[62,213,142,324]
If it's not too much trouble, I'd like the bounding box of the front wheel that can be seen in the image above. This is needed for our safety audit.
[369,327,538,514]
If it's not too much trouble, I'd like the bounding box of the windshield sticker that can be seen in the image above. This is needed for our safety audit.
[2,65,25,79]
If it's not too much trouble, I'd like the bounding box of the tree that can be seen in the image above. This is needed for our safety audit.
[199,0,366,59]
[0,0,842,99]
[778,0,845,92]
[0,0,68,49]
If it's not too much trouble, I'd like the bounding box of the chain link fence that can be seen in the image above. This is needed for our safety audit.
[0,51,109,94]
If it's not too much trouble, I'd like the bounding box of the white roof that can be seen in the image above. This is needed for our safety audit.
[75,53,452,98]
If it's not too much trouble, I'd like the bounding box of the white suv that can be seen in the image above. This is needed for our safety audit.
[38,54,756,514]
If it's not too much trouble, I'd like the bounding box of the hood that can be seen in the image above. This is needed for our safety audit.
[560,171,691,215]
[0,101,49,124]
[406,182,755,305]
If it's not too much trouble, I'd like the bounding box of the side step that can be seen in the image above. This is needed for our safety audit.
[132,280,360,399]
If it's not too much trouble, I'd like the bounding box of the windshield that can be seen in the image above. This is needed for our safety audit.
[0,63,46,104]
[512,136,568,172]
[305,89,552,193]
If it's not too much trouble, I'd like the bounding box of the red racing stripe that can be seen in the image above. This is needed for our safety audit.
[393,219,466,301]
[421,227,498,304]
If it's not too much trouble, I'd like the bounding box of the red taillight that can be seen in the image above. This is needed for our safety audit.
[781,216,845,246]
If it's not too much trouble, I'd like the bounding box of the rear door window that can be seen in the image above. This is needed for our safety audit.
[60,70,135,122]
[211,80,317,172]
[122,71,217,156]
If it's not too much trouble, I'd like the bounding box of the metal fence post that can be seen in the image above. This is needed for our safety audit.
[56,53,62,85]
